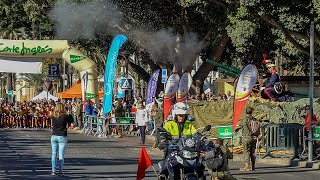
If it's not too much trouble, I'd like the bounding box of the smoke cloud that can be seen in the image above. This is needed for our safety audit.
[49,0,204,71]
[49,0,122,40]
[133,29,203,71]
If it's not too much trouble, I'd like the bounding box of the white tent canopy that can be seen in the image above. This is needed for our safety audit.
[32,91,58,101]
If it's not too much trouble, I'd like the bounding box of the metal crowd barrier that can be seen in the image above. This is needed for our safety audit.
[261,123,304,160]
[199,124,319,160]
[81,114,137,138]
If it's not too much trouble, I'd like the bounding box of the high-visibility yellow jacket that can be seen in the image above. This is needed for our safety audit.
[164,120,196,137]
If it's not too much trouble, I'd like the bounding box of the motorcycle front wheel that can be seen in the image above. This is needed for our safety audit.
[185,176,197,180]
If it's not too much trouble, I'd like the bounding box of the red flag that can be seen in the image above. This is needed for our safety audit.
[137,147,152,180]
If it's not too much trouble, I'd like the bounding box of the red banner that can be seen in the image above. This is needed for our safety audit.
[177,72,192,102]
[163,73,180,120]
[232,64,258,132]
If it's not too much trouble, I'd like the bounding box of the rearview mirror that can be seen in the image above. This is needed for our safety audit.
[201,125,211,133]
[157,127,167,132]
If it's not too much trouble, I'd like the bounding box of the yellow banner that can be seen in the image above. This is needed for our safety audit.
[0,39,68,57]
[62,47,96,71]
[0,39,99,103]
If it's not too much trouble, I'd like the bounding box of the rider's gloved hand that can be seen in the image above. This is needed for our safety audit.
[260,87,265,91]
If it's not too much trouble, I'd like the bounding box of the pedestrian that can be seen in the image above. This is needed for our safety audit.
[317,99,320,126]
[76,101,83,129]
[51,103,74,176]
[304,105,319,157]
[85,100,93,116]
[135,103,148,145]
[226,91,234,101]
[305,105,317,131]
[240,107,259,171]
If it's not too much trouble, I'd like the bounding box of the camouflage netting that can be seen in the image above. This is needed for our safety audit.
[189,98,320,142]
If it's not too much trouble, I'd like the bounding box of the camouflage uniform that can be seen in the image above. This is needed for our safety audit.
[154,108,164,128]
[209,146,236,180]
[114,104,125,138]
[241,115,256,170]
[152,108,164,149]
[114,104,125,117]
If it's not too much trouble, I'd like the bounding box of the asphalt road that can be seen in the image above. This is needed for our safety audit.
[0,129,319,180]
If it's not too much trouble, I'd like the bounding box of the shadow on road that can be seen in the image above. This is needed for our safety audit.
[0,129,160,179]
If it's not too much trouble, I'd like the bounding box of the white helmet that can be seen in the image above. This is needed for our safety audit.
[173,102,190,115]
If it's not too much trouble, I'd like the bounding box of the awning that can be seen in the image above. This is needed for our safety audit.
[33,91,58,101]
[60,82,103,99]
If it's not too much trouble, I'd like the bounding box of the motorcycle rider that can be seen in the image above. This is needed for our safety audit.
[164,102,196,138]
[160,102,205,179]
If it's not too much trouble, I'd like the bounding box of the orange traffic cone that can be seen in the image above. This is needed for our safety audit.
[70,123,75,130]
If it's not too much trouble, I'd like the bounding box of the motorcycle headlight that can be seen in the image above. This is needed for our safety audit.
[185,138,196,148]
[182,150,198,159]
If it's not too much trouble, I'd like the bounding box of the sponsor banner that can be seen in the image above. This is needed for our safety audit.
[70,55,86,63]
[232,64,258,132]
[103,35,127,115]
[0,39,67,57]
[62,47,96,72]
[146,69,160,108]
[163,73,180,120]
[313,126,320,140]
[86,92,97,100]
[218,126,237,139]
[0,39,99,103]
[177,72,192,102]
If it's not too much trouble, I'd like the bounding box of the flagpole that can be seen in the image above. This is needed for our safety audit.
[150,164,159,178]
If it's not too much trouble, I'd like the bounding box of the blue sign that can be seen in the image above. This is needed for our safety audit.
[162,69,167,83]
[119,78,133,90]
[7,90,13,95]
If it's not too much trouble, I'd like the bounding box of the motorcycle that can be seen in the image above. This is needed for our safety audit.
[157,125,212,180]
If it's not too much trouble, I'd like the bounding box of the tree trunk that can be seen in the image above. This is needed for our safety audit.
[127,61,150,82]
[191,32,230,94]
[7,73,13,102]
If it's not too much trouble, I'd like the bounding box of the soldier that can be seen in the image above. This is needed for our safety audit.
[240,107,258,171]
[152,103,164,148]
[264,59,273,80]
[264,64,280,101]
[210,138,236,180]
[114,100,125,138]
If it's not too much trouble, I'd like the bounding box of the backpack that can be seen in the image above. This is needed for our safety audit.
[205,147,224,171]
[251,118,261,137]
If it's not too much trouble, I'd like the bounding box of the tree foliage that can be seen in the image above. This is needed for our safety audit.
[0,0,319,94]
